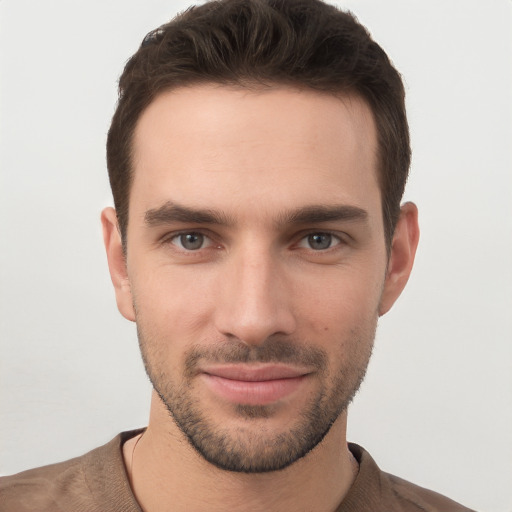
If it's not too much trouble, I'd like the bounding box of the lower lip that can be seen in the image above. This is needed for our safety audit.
[202,374,307,406]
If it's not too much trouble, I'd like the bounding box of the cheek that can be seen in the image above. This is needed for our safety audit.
[309,283,378,374]
[131,272,213,380]
[131,264,218,337]
[298,266,384,335]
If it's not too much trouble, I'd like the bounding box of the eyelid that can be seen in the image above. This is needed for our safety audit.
[294,230,346,249]
[159,228,349,253]
[299,235,338,251]
[161,229,218,250]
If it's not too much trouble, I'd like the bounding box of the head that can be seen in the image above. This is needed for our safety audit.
[103,0,419,474]
[107,0,410,251]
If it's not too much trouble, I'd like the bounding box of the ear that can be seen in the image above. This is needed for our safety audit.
[379,202,420,316]
[101,207,136,322]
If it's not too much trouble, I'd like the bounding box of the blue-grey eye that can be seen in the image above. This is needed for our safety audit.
[177,233,205,250]
[297,233,340,250]
[308,233,332,250]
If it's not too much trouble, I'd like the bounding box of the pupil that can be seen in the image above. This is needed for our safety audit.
[181,233,203,250]
[309,233,331,250]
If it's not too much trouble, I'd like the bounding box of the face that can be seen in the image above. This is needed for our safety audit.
[103,85,417,473]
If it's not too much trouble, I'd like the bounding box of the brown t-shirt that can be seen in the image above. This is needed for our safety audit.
[0,430,475,511]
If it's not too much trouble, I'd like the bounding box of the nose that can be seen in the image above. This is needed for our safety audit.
[213,246,297,346]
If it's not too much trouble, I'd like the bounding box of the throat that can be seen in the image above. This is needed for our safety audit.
[122,414,357,512]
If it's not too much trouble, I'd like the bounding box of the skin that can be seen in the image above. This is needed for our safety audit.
[102,85,419,512]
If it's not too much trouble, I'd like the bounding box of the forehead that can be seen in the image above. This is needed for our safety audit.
[130,84,380,223]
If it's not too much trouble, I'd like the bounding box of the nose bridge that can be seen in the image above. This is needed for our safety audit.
[214,241,296,345]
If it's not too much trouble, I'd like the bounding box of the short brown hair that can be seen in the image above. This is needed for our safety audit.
[107,0,410,248]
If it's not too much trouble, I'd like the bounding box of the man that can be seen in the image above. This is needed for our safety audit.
[0,1,476,510]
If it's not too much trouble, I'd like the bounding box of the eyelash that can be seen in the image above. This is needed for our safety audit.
[296,232,343,251]
[163,230,346,253]
[163,231,218,253]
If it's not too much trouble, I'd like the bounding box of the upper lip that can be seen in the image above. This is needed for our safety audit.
[201,364,311,382]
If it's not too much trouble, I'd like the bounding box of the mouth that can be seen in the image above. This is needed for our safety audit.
[200,364,311,406]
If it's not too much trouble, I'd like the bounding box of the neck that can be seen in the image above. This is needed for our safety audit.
[124,392,358,512]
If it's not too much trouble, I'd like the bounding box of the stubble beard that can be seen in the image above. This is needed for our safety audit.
[136,327,375,474]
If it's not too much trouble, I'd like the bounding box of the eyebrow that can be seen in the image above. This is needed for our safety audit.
[144,201,368,228]
[279,204,368,226]
[145,201,235,227]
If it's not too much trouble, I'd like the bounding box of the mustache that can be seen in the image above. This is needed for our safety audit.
[184,337,327,372]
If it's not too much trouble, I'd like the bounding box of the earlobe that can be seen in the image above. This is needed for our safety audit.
[379,202,420,316]
[101,207,136,322]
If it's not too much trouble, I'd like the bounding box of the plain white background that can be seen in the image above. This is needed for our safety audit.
[1,1,511,510]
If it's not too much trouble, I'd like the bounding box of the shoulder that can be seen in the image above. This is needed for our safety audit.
[384,472,477,512]
[343,444,476,512]
[0,430,143,512]
[0,453,91,512]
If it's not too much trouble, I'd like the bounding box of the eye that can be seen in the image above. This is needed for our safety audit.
[171,232,210,251]
[298,233,341,251]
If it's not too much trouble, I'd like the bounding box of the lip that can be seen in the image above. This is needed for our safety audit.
[200,364,311,406]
